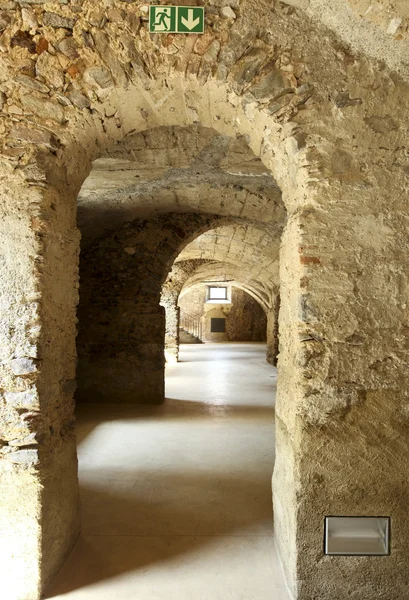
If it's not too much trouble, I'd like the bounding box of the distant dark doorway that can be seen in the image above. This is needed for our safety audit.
[211,318,226,333]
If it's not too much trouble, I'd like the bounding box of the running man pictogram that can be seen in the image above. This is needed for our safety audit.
[150,6,173,32]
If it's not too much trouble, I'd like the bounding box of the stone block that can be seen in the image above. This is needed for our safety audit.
[9,358,37,376]
[42,11,76,29]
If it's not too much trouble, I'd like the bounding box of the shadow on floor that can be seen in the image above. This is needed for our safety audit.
[49,343,278,597]
[75,399,275,445]
[45,468,275,598]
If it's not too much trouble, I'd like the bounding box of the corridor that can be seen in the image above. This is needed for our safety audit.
[46,343,289,600]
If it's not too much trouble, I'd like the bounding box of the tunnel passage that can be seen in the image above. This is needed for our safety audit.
[76,125,285,404]
[179,284,268,343]
[76,214,283,403]
[160,223,279,362]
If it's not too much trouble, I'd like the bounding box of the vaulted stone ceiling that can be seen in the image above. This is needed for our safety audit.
[77,124,284,245]
[179,261,273,310]
[76,125,285,312]
[160,217,282,312]
[176,223,280,293]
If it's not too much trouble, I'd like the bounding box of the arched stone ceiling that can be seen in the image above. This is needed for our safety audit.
[176,223,280,284]
[77,124,284,245]
[179,261,273,311]
[161,259,211,302]
[174,222,281,308]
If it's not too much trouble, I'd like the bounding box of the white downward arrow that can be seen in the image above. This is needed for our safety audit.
[181,9,200,30]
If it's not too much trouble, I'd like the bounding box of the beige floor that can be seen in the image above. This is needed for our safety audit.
[46,342,290,600]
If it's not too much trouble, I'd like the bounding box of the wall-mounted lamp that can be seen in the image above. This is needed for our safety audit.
[324,516,390,556]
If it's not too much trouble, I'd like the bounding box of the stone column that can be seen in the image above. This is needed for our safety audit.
[274,196,409,599]
[75,225,168,403]
[0,173,80,599]
[75,216,187,405]
[266,293,280,365]
[163,302,180,364]
[76,299,166,404]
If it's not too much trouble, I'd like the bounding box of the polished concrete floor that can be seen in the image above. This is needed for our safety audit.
[46,343,290,600]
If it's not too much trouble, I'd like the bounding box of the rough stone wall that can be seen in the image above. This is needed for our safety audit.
[0,1,409,599]
[162,303,180,364]
[0,174,80,599]
[226,288,267,341]
[179,286,267,342]
[274,121,409,600]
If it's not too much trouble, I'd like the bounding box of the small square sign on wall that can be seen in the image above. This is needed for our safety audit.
[177,7,204,33]
[149,5,205,34]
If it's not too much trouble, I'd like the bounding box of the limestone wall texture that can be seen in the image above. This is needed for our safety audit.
[0,0,409,599]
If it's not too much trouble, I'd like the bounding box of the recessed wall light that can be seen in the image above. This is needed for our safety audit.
[324,516,390,556]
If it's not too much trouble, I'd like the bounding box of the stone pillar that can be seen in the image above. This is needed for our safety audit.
[164,302,180,364]
[274,198,409,600]
[76,301,166,404]
[0,173,80,599]
[266,293,280,365]
[75,219,174,405]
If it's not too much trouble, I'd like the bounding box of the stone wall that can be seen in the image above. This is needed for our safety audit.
[226,288,267,341]
[162,303,180,364]
[0,176,81,599]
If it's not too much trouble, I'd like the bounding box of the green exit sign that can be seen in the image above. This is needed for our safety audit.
[149,5,205,34]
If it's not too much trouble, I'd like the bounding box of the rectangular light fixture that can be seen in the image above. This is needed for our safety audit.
[324,516,390,556]
[208,286,228,300]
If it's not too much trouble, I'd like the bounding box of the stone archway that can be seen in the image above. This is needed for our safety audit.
[1,3,409,600]
[0,73,306,597]
[163,220,282,362]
